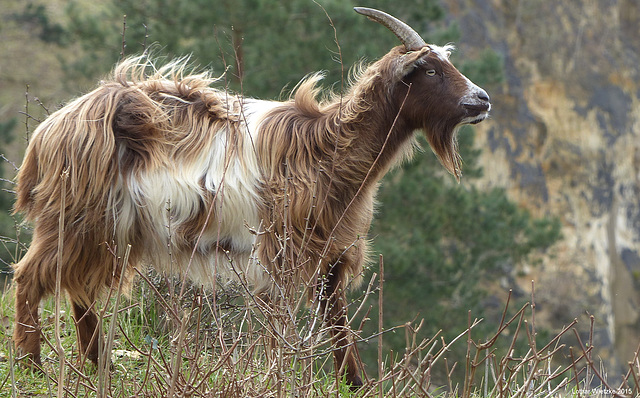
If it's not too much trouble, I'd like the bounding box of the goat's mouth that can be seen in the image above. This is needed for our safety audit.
[462,103,491,125]
[468,113,488,124]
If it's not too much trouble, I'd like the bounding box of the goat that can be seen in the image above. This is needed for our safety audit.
[12,7,490,387]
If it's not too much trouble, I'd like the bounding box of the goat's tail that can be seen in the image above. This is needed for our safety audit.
[14,135,40,218]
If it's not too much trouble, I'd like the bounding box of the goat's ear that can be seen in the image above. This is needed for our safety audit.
[393,47,431,80]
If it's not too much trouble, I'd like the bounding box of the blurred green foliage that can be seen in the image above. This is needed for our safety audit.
[460,48,505,87]
[0,118,21,272]
[11,3,67,44]
[50,0,457,97]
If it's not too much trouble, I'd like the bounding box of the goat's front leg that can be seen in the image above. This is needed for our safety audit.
[72,302,100,365]
[321,272,364,388]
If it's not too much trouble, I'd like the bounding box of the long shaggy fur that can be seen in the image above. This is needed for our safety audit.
[13,42,489,385]
[15,58,250,303]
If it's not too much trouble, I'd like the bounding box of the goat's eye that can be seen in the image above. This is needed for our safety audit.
[426,69,437,76]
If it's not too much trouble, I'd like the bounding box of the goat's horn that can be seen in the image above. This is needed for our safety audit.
[354,7,426,51]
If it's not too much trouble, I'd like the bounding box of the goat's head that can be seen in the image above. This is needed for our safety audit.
[355,7,491,177]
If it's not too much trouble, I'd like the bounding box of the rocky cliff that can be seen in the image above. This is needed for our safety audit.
[446,0,640,373]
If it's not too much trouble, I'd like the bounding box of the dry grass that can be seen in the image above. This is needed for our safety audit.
[2,246,640,397]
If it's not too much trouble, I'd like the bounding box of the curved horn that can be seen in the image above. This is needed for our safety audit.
[354,7,426,51]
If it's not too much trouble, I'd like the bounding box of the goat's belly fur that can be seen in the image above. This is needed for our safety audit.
[119,168,263,289]
[113,99,282,291]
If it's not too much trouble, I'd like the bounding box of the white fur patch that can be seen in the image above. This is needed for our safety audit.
[430,44,455,61]
[115,98,282,289]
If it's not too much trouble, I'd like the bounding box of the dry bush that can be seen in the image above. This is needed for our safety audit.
[4,237,640,397]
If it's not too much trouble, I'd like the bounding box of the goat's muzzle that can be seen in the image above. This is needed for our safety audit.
[462,88,491,125]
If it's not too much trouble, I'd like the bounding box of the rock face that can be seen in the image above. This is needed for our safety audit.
[446,0,640,373]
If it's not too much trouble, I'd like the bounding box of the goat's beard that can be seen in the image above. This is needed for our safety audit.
[424,122,462,181]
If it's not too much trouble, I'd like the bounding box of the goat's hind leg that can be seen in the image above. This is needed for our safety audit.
[13,268,45,368]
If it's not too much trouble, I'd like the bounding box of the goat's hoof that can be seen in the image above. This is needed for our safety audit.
[15,351,43,374]
[347,376,364,391]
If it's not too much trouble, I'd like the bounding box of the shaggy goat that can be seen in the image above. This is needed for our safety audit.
[12,7,490,386]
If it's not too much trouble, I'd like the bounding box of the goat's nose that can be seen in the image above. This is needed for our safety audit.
[477,88,490,103]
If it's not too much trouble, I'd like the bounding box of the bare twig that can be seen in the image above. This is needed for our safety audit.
[572,328,626,398]
[141,23,149,52]
[55,169,69,398]
[378,255,384,398]
[120,14,127,60]
[24,85,31,142]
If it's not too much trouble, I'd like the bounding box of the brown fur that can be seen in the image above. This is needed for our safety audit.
[12,58,245,365]
[253,45,486,386]
[12,42,488,387]
[255,46,473,290]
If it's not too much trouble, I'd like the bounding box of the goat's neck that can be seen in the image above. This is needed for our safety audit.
[329,91,415,187]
